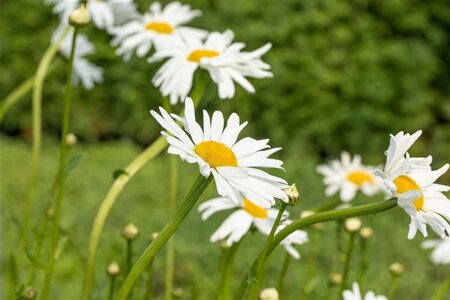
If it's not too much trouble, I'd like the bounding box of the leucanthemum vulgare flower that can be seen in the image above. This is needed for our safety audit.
[149,30,272,105]
[150,97,288,208]
[422,239,450,265]
[46,0,138,29]
[53,26,103,89]
[316,152,384,202]
[343,282,387,300]
[198,196,308,259]
[375,130,450,239]
[110,2,206,61]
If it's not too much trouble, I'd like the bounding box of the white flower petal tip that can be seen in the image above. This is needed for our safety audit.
[342,282,387,300]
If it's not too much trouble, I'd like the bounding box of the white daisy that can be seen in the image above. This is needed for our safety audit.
[316,152,384,202]
[343,282,387,300]
[150,97,288,208]
[149,30,273,104]
[53,26,103,89]
[422,239,450,265]
[46,0,137,29]
[198,196,308,259]
[110,2,206,61]
[375,130,450,239]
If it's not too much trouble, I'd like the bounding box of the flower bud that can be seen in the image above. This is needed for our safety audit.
[151,232,159,241]
[329,273,342,285]
[46,207,54,220]
[69,5,90,27]
[106,262,120,277]
[389,262,404,277]
[285,184,299,206]
[122,223,139,240]
[172,287,184,298]
[66,133,77,146]
[259,287,279,300]
[23,287,37,300]
[359,227,374,239]
[344,217,362,233]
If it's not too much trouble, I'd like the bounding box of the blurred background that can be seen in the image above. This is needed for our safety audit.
[1,0,449,299]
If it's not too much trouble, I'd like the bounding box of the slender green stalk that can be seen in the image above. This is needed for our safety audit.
[431,275,450,300]
[82,75,207,300]
[233,199,397,300]
[20,27,70,248]
[276,253,291,296]
[0,77,34,124]
[25,211,50,285]
[40,27,79,300]
[337,231,356,299]
[218,241,242,300]
[117,175,212,300]
[126,239,133,275]
[249,202,288,298]
[144,259,155,300]
[108,276,116,300]
[357,237,368,286]
[165,155,178,300]
[388,276,399,300]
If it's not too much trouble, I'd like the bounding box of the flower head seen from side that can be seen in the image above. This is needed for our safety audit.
[316,152,384,202]
[422,239,450,265]
[343,282,387,300]
[198,196,308,259]
[150,97,288,208]
[53,26,103,89]
[375,130,450,239]
[150,30,273,105]
[46,0,138,29]
[110,1,206,61]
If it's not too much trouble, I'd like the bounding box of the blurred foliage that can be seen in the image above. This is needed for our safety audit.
[1,0,449,162]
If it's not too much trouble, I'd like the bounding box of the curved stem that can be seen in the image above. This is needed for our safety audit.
[249,202,288,298]
[40,27,79,300]
[19,27,70,249]
[337,231,356,299]
[117,175,212,300]
[0,77,34,124]
[233,199,397,299]
[82,136,168,300]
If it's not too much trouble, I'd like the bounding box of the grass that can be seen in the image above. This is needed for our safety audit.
[1,135,449,299]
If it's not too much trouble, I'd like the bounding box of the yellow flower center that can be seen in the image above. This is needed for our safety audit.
[346,170,374,186]
[194,141,238,168]
[393,175,424,210]
[145,21,173,34]
[187,49,220,63]
[243,199,268,219]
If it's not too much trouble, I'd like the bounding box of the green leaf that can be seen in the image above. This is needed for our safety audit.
[65,153,85,176]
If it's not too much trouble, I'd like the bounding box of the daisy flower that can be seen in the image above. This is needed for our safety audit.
[110,2,207,61]
[422,239,450,265]
[46,0,138,29]
[150,97,288,208]
[316,152,383,202]
[343,282,387,300]
[375,130,450,239]
[149,30,273,105]
[198,196,308,259]
[53,26,103,89]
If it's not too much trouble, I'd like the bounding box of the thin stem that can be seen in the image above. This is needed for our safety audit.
[165,155,178,300]
[249,202,288,298]
[218,241,242,300]
[388,276,399,300]
[0,77,34,124]
[357,237,368,286]
[40,27,79,300]
[108,277,116,300]
[276,253,291,297]
[117,175,212,300]
[233,199,397,300]
[19,27,70,249]
[431,275,450,300]
[25,212,50,285]
[144,259,155,300]
[126,239,133,275]
[337,231,356,299]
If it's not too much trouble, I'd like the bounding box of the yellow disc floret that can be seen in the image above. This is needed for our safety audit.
[243,199,268,219]
[145,21,174,34]
[187,49,219,63]
[347,171,374,186]
[194,141,238,168]
[393,175,424,210]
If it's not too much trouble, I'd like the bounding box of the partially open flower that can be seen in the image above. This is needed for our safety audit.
[285,184,299,206]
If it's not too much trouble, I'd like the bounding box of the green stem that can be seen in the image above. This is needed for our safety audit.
[25,212,50,285]
[431,275,450,300]
[108,277,116,300]
[165,155,178,300]
[19,26,70,249]
[40,27,79,300]
[117,175,212,300]
[218,241,242,300]
[126,239,133,275]
[388,276,399,300]
[249,202,288,298]
[276,253,291,297]
[233,199,397,300]
[337,231,356,299]
[0,77,34,125]
[357,237,368,286]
